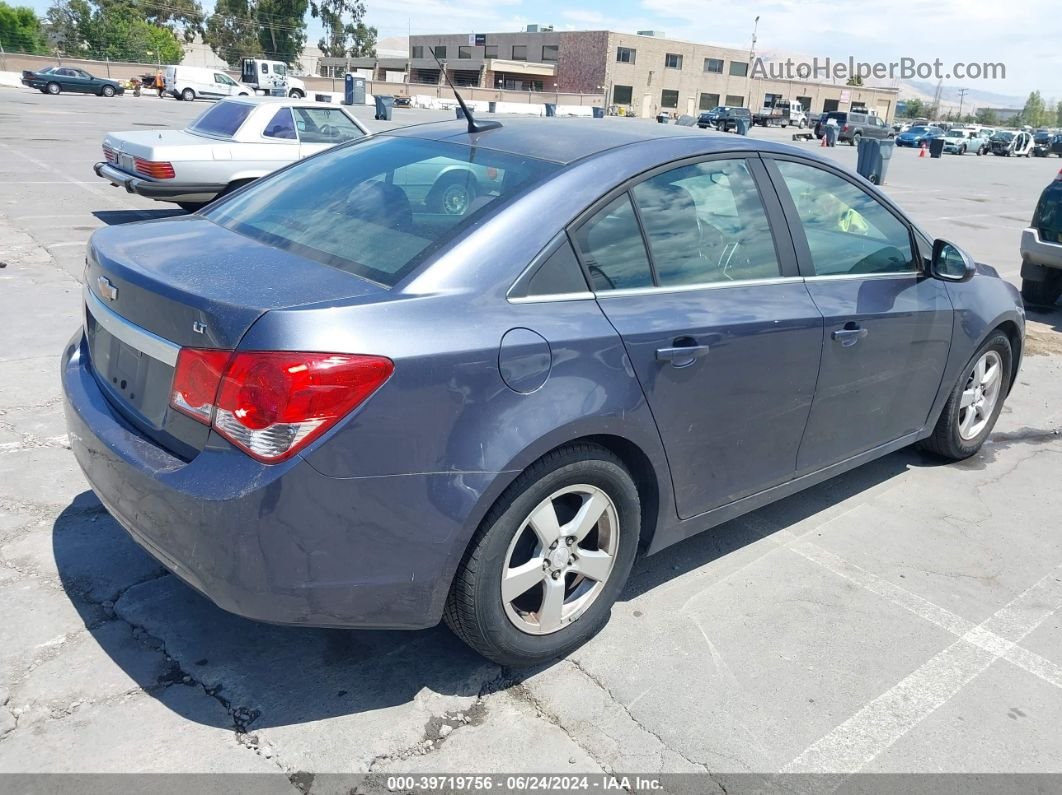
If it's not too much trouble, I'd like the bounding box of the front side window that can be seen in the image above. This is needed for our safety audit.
[204,138,559,287]
[189,100,254,138]
[215,73,237,86]
[293,108,366,144]
[632,160,781,286]
[263,107,297,139]
[774,160,915,276]
[572,194,653,291]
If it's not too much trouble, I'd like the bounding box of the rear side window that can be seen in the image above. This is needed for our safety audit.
[523,239,588,297]
[190,101,253,137]
[572,194,654,291]
[203,137,559,287]
[263,107,297,140]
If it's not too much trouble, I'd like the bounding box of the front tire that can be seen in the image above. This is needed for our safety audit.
[921,332,1012,460]
[444,444,641,666]
[288,88,304,99]
[101,85,115,97]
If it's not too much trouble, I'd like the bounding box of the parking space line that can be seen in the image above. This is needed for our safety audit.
[780,564,1062,774]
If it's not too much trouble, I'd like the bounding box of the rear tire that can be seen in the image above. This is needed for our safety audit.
[850,132,861,147]
[1021,274,1062,307]
[46,82,60,95]
[444,444,641,667]
[921,331,1012,461]
[181,88,195,102]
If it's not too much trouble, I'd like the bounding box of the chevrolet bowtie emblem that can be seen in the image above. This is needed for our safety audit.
[97,275,118,301]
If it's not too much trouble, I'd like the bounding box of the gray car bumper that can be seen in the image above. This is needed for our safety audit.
[1020,227,1062,271]
[94,162,225,203]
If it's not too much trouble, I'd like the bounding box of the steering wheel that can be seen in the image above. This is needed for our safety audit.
[319,124,340,139]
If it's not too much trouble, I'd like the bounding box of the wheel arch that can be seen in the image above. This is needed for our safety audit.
[994,319,1023,396]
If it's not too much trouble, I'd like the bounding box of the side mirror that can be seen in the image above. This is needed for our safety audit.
[930,239,976,282]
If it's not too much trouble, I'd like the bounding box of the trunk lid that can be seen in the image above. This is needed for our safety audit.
[85,215,387,458]
[102,130,225,174]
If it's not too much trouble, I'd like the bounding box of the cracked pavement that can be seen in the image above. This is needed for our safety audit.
[3,88,1062,786]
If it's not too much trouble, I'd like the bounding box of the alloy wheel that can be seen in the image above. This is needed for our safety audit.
[958,350,1003,441]
[501,484,619,635]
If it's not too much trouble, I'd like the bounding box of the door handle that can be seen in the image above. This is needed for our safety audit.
[656,344,711,366]
[831,324,869,347]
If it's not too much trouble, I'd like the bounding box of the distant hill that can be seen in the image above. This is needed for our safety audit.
[901,79,1026,111]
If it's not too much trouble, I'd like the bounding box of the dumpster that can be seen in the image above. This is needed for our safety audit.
[929,137,946,159]
[856,138,895,185]
[488,101,497,113]
[342,74,365,105]
[374,95,394,121]
[736,117,750,136]
[824,123,839,147]
[657,113,669,124]
[592,106,605,118]
[544,103,556,117]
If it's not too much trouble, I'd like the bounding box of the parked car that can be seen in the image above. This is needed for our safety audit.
[696,106,752,132]
[1019,169,1062,305]
[814,111,892,145]
[21,66,124,97]
[990,130,1034,157]
[164,65,255,102]
[942,128,991,156]
[64,119,1025,666]
[93,96,369,211]
[1033,132,1062,158]
[393,95,412,108]
[895,125,944,147]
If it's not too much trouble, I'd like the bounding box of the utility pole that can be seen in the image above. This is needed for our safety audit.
[747,15,759,106]
[957,87,968,120]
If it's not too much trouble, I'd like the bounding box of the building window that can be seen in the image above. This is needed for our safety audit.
[763,92,782,108]
[542,44,558,62]
[725,94,744,107]
[797,96,812,112]
[411,46,424,58]
[511,45,527,60]
[703,58,723,73]
[616,47,636,64]
[458,46,472,59]
[484,45,498,58]
[613,85,633,104]
[661,89,679,108]
[699,92,720,110]
[664,53,682,69]
[729,61,748,77]
[432,45,446,59]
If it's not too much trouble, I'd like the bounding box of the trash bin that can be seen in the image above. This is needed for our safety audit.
[825,124,839,147]
[592,106,605,118]
[736,117,750,136]
[544,103,556,117]
[929,137,946,159]
[657,113,669,124]
[488,101,497,113]
[374,95,393,121]
[857,138,896,184]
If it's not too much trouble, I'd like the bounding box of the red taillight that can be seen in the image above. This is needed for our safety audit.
[102,144,117,163]
[134,157,176,179]
[169,350,394,463]
[842,124,849,132]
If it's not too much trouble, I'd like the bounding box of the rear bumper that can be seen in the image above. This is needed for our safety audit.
[1020,227,1062,271]
[61,330,479,630]
[93,162,224,203]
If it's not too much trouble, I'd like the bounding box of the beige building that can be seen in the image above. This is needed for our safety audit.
[329,27,899,121]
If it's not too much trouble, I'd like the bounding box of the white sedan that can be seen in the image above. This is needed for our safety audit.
[94,97,369,211]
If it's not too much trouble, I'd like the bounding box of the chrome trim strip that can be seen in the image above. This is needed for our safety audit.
[84,288,180,366]
[803,271,920,282]
[508,291,596,304]
[595,276,801,299]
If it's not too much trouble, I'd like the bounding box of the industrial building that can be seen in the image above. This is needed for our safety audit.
[324,27,900,121]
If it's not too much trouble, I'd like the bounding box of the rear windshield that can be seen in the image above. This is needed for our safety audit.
[189,101,254,138]
[203,136,559,287]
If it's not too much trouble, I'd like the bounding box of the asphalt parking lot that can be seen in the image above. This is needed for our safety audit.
[2,88,1062,790]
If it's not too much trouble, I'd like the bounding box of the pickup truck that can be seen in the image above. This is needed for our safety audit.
[1020,171,1062,305]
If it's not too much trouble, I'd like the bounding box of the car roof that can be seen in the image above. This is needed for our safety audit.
[383,117,784,165]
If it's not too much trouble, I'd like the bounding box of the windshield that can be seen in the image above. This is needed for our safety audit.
[203,137,560,287]
[993,132,1015,141]
[189,101,253,138]
[908,126,929,134]
[945,131,965,138]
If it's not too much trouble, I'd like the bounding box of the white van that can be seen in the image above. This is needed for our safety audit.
[164,66,254,102]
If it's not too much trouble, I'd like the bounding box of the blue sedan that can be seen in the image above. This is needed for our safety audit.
[63,118,1025,665]
[895,124,945,147]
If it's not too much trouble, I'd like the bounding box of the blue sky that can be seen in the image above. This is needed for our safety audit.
[20,0,1062,97]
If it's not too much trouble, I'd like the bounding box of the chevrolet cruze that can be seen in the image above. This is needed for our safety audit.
[64,118,1024,665]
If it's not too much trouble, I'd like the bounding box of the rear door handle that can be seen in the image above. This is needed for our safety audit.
[656,344,711,366]
[831,325,869,347]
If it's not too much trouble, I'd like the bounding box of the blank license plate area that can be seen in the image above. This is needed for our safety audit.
[86,312,173,426]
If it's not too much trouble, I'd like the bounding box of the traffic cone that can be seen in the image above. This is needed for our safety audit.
[919,143,927,158]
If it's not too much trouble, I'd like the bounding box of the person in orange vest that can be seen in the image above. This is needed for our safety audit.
[155,68,165,98]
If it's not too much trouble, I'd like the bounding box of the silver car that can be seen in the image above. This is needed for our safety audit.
[93,97,369,211]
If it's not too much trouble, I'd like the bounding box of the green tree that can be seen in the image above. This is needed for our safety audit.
[45,0,193,60]
[205,0,306,66]
[1056,100,1062,128]
[975,107,998,125]
[902,98,925,118]
[204,0,260,65]
[89,6,183,61]
[256,0,307,64]
[312,0,375,58]
[1022,90,1045,128]
[0,1,48,53]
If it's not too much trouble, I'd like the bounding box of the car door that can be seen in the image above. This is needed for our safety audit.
[571,156,824,519]
[69,69,94,93]
[765,156,953,473]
